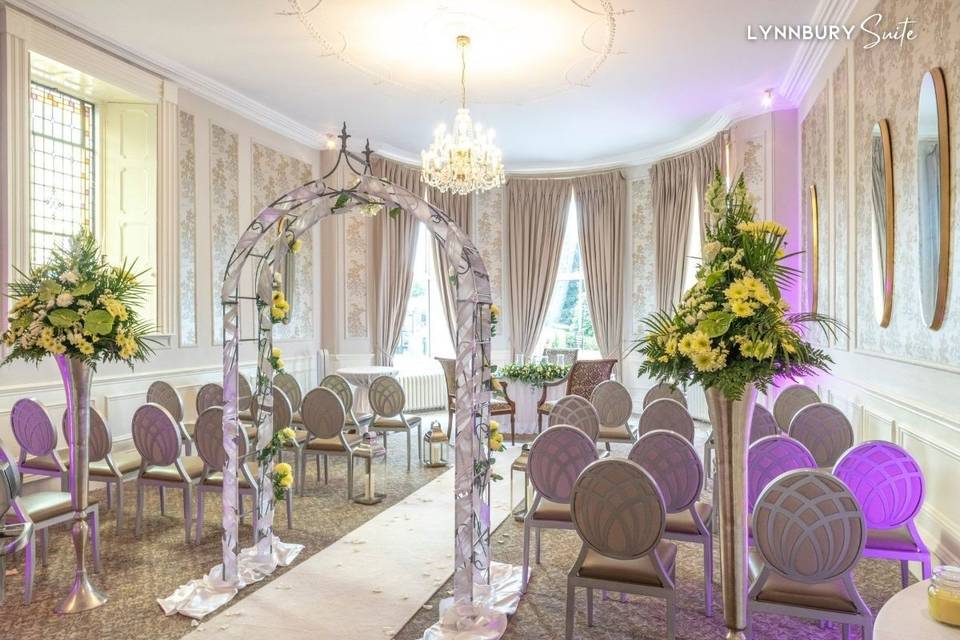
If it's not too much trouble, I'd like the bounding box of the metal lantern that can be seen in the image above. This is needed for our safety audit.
[353,432,387,505]
[510,443,533,521]
[423,421,450,468]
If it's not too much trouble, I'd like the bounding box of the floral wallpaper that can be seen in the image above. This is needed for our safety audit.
[343,214,369,338]
[801,86,830,346]
[832,54,850,349]
[178,111,197,346]
[850,0,960,367]
[251,142,314,341]
[741,135,765,216]
[475,187,504,306]
[210,123,239,345]
[630,170,657,338]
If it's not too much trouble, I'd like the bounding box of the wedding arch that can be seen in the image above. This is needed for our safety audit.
[218,125,494,607]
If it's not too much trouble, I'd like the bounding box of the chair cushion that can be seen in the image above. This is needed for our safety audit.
[90,450,142,477]
[292,411,303,424]
[491,401,513,415]
[371,416,421,430]
[238,409,254,422]
[578,542,677,586]
[664,502,713,535]
[16,491,84,522]
[22,450,69,471]
[532,499,571,522]
[598,424,634,442]
[306,432,363,452]
[865,525,922,553]
[748,550,859,613]
[538,401,555,415]
[204,462,259,489]
[346,413,373,427]
[142,456,205,482]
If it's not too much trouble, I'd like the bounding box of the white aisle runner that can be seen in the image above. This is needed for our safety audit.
[183,447,521,640]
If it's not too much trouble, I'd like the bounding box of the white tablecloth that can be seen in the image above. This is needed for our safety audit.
[874,579,960,639]
[500,379,565,435]
[336,366,399,415]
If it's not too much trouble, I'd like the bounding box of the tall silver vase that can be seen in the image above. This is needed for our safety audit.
[705,384,756,640]
[54,354,107,613]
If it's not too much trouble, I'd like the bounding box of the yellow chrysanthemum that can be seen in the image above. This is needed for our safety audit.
[690,331,711,352]
[272,347,282,358]
[489,420,500,434]
[677,333,696,355]
[691,349,725,372]
[274,462,292,477]
[664,336,678,355]
[281,427,296,441]
[730,300,755,318]
[725,280,750,301]
[289,239,302,254]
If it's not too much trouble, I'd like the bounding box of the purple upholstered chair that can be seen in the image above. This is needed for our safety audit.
[788,403,854,469]
[10,398,67,489]
[549,395,601,443]
[749,470,873,638]
[637,398,694,442]
[833,441,931,587]
[523,425,599,592]
[630,430,712,616]
[747,435,816,513]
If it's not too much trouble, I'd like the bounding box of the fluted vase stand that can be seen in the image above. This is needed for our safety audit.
[705,384,756,640]
[54,354,107,613]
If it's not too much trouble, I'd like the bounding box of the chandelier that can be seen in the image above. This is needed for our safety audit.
[421,35,505,195]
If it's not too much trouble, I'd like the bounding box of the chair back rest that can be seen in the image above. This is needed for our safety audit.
[435,358,456,396]
[833,441,924,530]
[528,425,599,503]
[788,403,854,468]
[132,403,183,467]
[773,384,820,430]
[637,398,694,442]
[369,375,405,417]
[300,387,345,440]
[753,470,866,584]
[548,395,600,441]
[61,406,112,463]
[751,405,780,442]
[565,358,616,398]
[642,383,687,409]
[590,380,632,428]
[571,458,666,561]
[196,383,224,414]
[147,381,184,422]
[272,387,293,430]
[238,373,254,412]
[273,373,303,412]
[544,348,578,366]
[747,435,816,512]
[629,430,703,513]
[320,374,355,415]
[194,406,250,471]
[10,398,57,457]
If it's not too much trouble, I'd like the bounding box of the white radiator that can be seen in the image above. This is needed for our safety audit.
[398,371,446,412]
[686,384,710,423]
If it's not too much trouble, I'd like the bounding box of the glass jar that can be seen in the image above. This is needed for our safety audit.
[928,566,960,626]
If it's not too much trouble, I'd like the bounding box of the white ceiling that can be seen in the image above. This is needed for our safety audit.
[19,0,822,171]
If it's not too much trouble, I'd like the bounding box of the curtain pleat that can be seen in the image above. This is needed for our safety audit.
[426,187,471,350]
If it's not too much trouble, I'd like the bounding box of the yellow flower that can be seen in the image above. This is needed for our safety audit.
[664,336,678,355]
[782,341,797,354]
[275,359,285,370]
[279,474,294,489]
[730,299,755,318]
[690,331,711,352]
[752,341,775,359]
[274,462,292,477]
[725,280,750,301]
[272,347,281,358]
[678,333,696,355]
[272,291,283,303]
[77,340,94,355]
[775,248,785,259]
[489,420,499,434]
[490,304,501,318]
[490,432,504,451]
[658,355,670,363]
[289,239,302,253]
[281,427,296,441]
[691,349,725,372]
[736,221,787,236]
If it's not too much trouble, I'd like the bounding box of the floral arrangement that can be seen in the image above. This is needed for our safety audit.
[2,229,154,368]
[632,172,842,400]
[270,289,290,322]
[494,362,570,387]
[255,427,298,500]
[477,419,506,483]
[490,303,500,337]
[269,346,286,374]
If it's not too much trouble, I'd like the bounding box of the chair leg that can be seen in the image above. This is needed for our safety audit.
[23,533,35,605]
[406,429,412,471]
[704,534,714,617]
[510,412,516,446]
[522,522,531,592]
[604,442,611,453]
[286,489,293,529]
[105,481,112,509]
[565,582,575,640]
[922,556,933,580]
[537,412,543,434]
[39,528,48,566]
[323,456,329,484]
[863,619,874,640]
[666,594,676,640]
[298,450,306,497]
[841,623,850,640]
[347,455,354,500]
[417,423,423,462]
[536,528,542,564]
[136,483,144,536]
[90,507,101,573]
[194,488,205,545]
[116,480,125,530]
[586,587,594,627]
[159,486,166,515]
[901,561,910,588]
[183,485,193,546]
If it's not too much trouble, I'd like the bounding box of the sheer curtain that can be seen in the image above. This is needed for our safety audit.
[426,187,471,348]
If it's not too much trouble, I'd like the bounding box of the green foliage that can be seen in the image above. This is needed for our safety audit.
[493,362,570,387]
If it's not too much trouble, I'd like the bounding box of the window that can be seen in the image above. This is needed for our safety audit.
[29,82,96,267]
[394,223,454,367]
[535,194,600,358]
[682,185,703,293]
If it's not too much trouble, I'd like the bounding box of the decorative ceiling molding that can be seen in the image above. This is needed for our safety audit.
[778,0,858,106]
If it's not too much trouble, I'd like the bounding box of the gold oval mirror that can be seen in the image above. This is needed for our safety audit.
[809,183,819,313]
[870,119,894,327]
[916,68,950,330]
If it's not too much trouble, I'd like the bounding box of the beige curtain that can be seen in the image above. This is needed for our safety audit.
[427,187,471,349]
[651,134,724,310]
[506,177,572,359]
[574,171,626,364]
[371,157,422,365]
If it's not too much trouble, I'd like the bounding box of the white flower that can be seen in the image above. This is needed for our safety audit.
[56,292,74,307]
[59,271,79,285]
[273,272,283,287]
[703,241,722,264]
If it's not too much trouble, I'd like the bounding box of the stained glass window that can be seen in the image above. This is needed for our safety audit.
[29,82,96,266]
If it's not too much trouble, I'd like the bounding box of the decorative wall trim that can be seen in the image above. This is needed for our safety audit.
[156,81,179,336]
[779,0,858,106]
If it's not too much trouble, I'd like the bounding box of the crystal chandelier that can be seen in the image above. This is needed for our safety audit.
[421,35,505,195]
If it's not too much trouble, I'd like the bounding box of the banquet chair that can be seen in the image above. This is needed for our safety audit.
[193,406,292,544]
[591,380,636,451]
[0,446,100,605]
[788,403,854,469]
[523,425,599,591]
[196,382,224,413]
[147,380,196,455]
[565,458,677,640]
[10,398,67,490]
[273,373,304,425]
[636,398,694,442]
[368,375,422,471]
[537,358,616,434]
[749,470,873,639]
[773,383,820,431]
[60,406,141,528]
[642,382,687,409]
[437,357,516,443]
[132,403,204,544]
[321,374,372,432]
[250,386,301,483]
[544,347,578,366]
[747,435,816,514]
[548,395,600,443]
[704,404,779,478]
[238,372,256,424]
[299,387,363,499]
[630,430,712,615]
[834,441,931,587]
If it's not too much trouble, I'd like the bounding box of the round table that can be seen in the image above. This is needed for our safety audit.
[336,366,399,416]
[498,378,566,435]
[874,579,960,639]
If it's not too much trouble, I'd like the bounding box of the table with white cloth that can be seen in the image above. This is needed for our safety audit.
[498,377,566,435]
[874,579,960,640]
[336,365,399,417]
